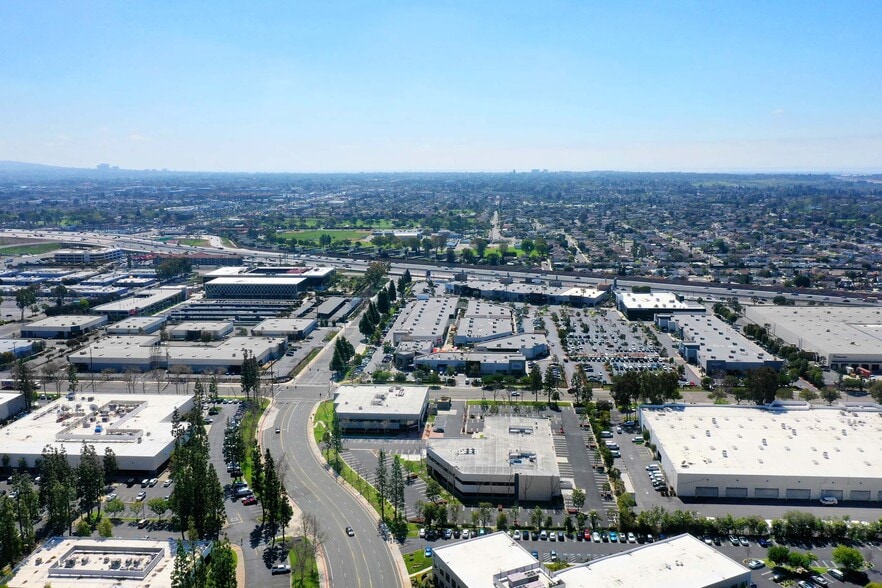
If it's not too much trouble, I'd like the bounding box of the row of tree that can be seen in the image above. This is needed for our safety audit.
[329,336,356,375]
[250,447,295,544]
[374,449,408,539]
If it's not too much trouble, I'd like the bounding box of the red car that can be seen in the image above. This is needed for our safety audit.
[241,496,258,505]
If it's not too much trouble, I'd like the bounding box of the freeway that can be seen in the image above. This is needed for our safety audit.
[261,317,406,588]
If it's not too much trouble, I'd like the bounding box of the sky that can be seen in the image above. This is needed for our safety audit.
[0,1,880,173]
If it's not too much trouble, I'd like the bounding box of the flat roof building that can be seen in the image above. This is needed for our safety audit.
[415,351,526,376]
[615,291,705,320]
[204,276,305,300]
[106,316,166,335]
[168,321,234,341]
[640,402,882,501]
[333,385,429,433]
[453,317,513,345]
[0,393,194,472]
[474,334,549,360]
[0,392,26,421]
[554,533,751,588]
[252,317,317,339]
[391,297,458,345]
[164,299,295,324]
[427,416,561,502]
[657,312,783,375]
[22,315,108,339]
[744,305,882,371]
[432,531,554,588]
[93,287,188,321]
[7,537,208,588]
[0,338,40,358]
[53,247,124,265]
[446,279,608,307]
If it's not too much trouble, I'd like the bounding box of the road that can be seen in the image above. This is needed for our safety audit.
[262,318,406,588]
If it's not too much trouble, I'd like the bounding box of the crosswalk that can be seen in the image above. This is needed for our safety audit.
[554,437,575,479]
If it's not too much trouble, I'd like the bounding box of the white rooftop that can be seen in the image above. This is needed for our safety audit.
[428,416,559,477]
[395,297,458,339]
[464,300,511,318]
[93,288,185,313]
[456,317,513,340]
[334,385,429,419]
[617,291,704,311]
[433,531,543,588]
[25,315,106,329]
[670,312,778,363]
[252,317,316,332]
[641,403,882,479]
[206,276,305,286]
[8,537,193,588]
[555,533,749,588]
[168,321,233,332]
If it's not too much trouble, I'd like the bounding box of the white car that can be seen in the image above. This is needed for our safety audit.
[513,530,521,540]
[461,529,470,539]
[819,496,838,505]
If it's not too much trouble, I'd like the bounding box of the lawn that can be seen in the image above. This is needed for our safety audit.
[280,229,371,243]
[403,550,433,575]
[288,540,320,588]
[177,238,210,247]
[0,242,63,255]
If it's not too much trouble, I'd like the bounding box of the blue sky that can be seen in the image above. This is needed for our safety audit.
[1,1,879,172]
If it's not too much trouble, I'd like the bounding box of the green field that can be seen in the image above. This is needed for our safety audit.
[177,238,210,247]
[0,242,63,255]
[280,229,372,243]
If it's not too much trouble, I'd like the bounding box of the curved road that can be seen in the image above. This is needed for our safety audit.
[261,321,405,588]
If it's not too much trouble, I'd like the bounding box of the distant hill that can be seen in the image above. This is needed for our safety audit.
[0,160,78,172]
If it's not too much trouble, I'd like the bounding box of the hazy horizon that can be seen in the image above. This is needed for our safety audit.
[1,2,880,174]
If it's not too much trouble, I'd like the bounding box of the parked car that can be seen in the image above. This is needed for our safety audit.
[271,564,291,575]
[241,496,258,505]
[819,496,838,505]
[135,491,146,501]
[424,546,433,558]
[746,559,765,570]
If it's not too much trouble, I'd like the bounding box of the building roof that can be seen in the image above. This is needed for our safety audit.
[168,321,233,333]
[107,316,166,332]
[334,385,429,419]
[395,297,458,339]
[668,312,778,365]
[93,287,185,313]
[0,392,23,409]
[7,537,203,588]
[456,317,513,341]
[0,393,191,463]
[252,318,316,333]
[745,305,882,360]
[205,276,305,286]
[70,336,284,365]
[616,291,704,312]
[640,403,882,479]
[464,300,511,318]
[24,315,107,329]
[428,416,559,478]
[433,532,544,588]
[554,533,749,588]
[475,333,547,353]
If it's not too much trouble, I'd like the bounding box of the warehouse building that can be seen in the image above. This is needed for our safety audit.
[640,402,882,501]
[657,312,783,374]
[168,321,234,341]
[333,385,429,433]
[744,305,882,372]
[446,279,608,307]
[92,287,188,321]
[433,532,751,588]
[164,299,295,324]
[0,338,41,359]
[427,416,561,502]
[8,536,207,588]
[391,297,458,345]
[415,351,526,376]
[252,317,317,340]
[21,315,108,339]
[0,393,194,472]
[68,336,285,374]
[53,247,124,265]
[474,333,549,360]
[106,316,166,335]
[0,392,27,421]
[616,291,705,320]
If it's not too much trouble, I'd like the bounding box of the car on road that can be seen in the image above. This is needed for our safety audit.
[346,526,355,537]
[141,478,150,487]
[419,528,426,538]
[746,559,765,569]
[819,496,838,505]
[513,530,521,540]
[827,569,844,581]
[275,427,280,434]
[739,536,749,546]
[796,581,814,588]
[270,564,291,575]
[608,531,618,542]
[758,537,771,547]
[424,546,433,558]
[443,529,452,539]
[539,530,547,540]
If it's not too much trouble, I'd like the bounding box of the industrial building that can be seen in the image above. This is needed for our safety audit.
[432,532,752,588]
[202,265,334,288]
[155,251,243,266]
[204,276,305,300]
[615,291,705,320]
[53,247,124,265]
[0,393,194,472]
[391,297,458,345]
[21,315,108,339]
[68,336,285,374]
[8,536,209,588]
[106,316,166,335]
[164,299,295,324]
[474,334,548,360]
[640,402,882,501]
[446,279,608,307]
[427,416,561,502]
[415,351,527,376]
[92,287,188,321]
[744,305,882,372]
[167,321,234,341]
[251,317,317,340]
[0,392,27,421]
[0,338,41,359]
[333,385,429,433]
[657,312,783,374]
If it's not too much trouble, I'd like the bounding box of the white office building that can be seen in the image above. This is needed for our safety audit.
[333,385,429,433]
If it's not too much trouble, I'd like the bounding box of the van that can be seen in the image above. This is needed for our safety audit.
[600,431,613,439]
[138,519,149,529]
[605,441,620,450]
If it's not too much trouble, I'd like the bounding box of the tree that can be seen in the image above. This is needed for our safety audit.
[460,248,476,264]
[250,445,264,517]
[239,350,260,402]
[521,239,535,256]
[376,288,390,315]
[822,387,841,405]
[390,456,405,520]
[375,449,388,520]
[530,506,543,529]
[0,496,21,566]
[103,447,118,483]
[832,544,865,572]
[67,363,79,397]
[104,497,125,519]
[746,366,779,405]
[148,497,169,521]
[12,359,37,410]
[76,443,104,519]
[767,545,791,566]
[528,364,543,402]
[572,488,586,510]
[364,261,390,290]
[15,287,37,321]
[208,536,237,588]
[425,478,442,504]
[798,389,819,402]
[473,238,488,258]
[387,280,397,302]
[497,511,508,530]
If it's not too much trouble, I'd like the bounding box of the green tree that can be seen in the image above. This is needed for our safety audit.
[425,478,442,504]
[148,497,169,521]
[67,363,79,397]
[387,280,397,302]
[98,516,113,537]
[746,366,780,405]
[571,488,586,510]
[104,497,125,519]
[473,238,488,258]
[832,544,865,571]
[207,536,237,588]
[0,496,22,566]
[15,287,37,321]
[528,364,543,402]
[76,442,104,519]
[530,506,543,529]
[364,261,390,289]
[822,387,841,405]
[103,447,118,483]
[375,449,388,520]
[376,288,390,315]
[390,456,405,520]
[11,474,37,551]
[12,359,37,410]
